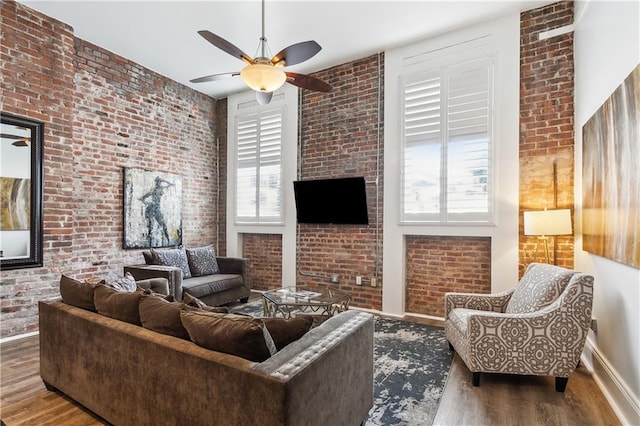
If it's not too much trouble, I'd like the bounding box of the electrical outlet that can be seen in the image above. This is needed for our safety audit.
[370,277,377,287]
[355,276,362,285]
[330,274,340,284]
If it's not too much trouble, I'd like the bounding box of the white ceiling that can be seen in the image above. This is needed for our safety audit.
[23,0,553,99]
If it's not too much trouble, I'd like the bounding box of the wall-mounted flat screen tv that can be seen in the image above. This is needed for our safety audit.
[293,177,369,225]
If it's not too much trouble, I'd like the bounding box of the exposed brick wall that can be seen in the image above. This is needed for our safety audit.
[1,1,76,337]
[406,236,491,317]
[215,99,227,256]
[242,233,282,291]
[0,2,219,338]
[519,1,575,274]
[296,53,384,310]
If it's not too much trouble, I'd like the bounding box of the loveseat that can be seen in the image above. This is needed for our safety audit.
[125,245,250,305]
[39,297,374,425]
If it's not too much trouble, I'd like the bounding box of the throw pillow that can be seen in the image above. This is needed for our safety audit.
[59,275,100,312]
[94,285,143,325]
[151,247,191,279]
[142,251,155,265]
[262,316,314,351]
[180,310,276,362]
[182,292,229,313]
[186,245,220,277]
[505,263,575,314]
[105,272,137,293]
[139,295,189,339]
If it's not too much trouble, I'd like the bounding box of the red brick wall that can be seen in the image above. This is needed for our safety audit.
[242,233,282,291]
[296,53,384,310]
[0,2,219,338]
[406,236,491,317]
[215,99,228,256]
[519,1,575,274]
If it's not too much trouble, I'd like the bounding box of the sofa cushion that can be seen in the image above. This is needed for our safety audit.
[139,295,189,339]
[182,292,229,313]
[59,275,101,312]
[182,274,244,300]
[186,244,220,277]
[505,263,576,314]
[152,247,192,279]
[180,310,276,362]
[105,271,137,293]
[94,285,143,325]
[262,316,314,350]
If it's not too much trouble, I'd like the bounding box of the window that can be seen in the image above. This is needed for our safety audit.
[235,108,283,223]
[402,57,493,223]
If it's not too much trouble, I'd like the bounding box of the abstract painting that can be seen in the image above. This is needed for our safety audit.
[582,64,639,268]
[123,167,182,249]
[0,177,30,230]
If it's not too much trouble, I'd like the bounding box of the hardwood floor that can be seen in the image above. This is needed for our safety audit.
[1,306,620,425]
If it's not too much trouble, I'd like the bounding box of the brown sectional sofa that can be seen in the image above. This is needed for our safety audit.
[39,300,374,425]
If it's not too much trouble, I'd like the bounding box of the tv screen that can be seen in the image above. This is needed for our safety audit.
[293,177,369,225]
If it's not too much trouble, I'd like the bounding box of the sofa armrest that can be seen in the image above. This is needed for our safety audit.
[444,289,513,318]
[216,257,250,290]
[253,310,374,425]
[135,278,170,295]
[124,264,183,300]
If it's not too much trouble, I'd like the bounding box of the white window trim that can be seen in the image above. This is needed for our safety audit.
[226,85,298,288]
[383,13,521,316]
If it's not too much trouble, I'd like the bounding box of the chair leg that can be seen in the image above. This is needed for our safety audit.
[447,341,454,351]
[555,377,569,392]
[472,372,480,387]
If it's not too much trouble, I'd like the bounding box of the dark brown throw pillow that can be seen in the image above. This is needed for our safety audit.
[139,295,189,339]
[59,275,100,312]
[94,285,143,325]
[182,292,229,313]
[262,316,314,350]
[180,310,275,362]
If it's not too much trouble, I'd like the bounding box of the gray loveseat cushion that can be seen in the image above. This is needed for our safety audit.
[182,274,244,299]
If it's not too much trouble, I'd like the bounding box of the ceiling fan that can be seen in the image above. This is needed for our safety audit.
[1,133,29,147]
[190,0,331,105]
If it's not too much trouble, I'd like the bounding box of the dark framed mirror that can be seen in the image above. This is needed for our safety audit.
[1,112,44,270]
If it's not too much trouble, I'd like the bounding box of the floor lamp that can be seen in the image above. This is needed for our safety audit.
[524,209,572,264]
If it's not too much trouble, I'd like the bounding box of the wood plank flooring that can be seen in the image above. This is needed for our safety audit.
[1,306,620,425]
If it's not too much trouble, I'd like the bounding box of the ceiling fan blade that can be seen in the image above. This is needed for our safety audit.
[190,72,240,84]
[285,72,332,93]
[272,41,321,67]
[1,133,28,140]
[198,30,254,65]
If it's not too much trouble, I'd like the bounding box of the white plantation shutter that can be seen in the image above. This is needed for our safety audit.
[236,109,283,223]
[402,57,493,223]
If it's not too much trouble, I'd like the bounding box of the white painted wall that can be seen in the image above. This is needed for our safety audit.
[574,1,640,423]
[383,13,520,315]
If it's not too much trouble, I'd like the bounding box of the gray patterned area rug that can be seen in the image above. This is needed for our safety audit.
[230,301,454,425]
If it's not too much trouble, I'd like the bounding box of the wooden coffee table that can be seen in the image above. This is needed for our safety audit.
[262,286,351,319]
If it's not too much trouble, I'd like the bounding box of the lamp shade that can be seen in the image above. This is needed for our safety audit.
[524,209,572,236]
[240,63,286,92]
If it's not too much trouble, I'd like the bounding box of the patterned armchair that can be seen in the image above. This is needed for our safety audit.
[444,263,594,392]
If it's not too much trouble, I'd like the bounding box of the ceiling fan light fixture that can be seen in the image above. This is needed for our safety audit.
[240,62,286,93]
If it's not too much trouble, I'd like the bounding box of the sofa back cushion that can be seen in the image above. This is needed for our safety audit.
[94,285,143,325]
[505,263,576,314]
[186,245,220,277]
[180,310,276,362]
[139,295,190,339]
[59,275,100,312]
[262,317,314,351]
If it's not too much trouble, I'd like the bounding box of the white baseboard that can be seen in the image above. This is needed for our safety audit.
[582,337,640,425]
[0,330,39,345]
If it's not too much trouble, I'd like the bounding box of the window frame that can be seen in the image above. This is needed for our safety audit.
[400,55,495,225]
